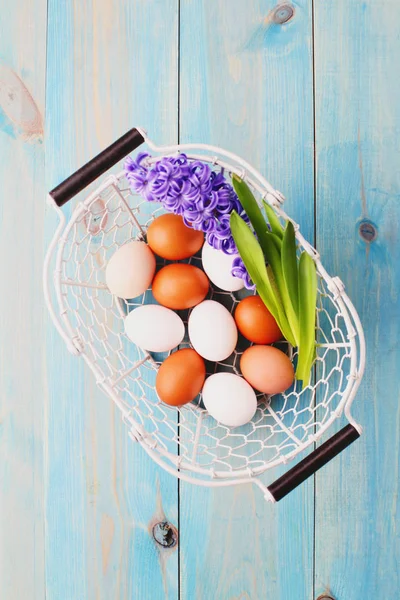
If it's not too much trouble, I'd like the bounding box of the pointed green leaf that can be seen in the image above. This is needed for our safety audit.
[261,231,299,346]
[229,211,276,312]
[282,221,299,317]
[265,265,297,346]
[296,252,317,387]
[269,232,283,253]
[232,175,271,251]
[263,200,284,239]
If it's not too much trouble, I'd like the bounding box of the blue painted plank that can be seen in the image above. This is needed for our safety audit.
[45,2,179,598]
[179,2,315,598]
[0,1,46,598]
[314,1,400,598]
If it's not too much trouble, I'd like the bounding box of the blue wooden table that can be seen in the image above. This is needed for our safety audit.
[0,1,399,598]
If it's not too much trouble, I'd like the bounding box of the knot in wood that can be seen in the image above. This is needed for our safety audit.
[152,521,178,548]
[359,219,377,242]
[271,3,295,24]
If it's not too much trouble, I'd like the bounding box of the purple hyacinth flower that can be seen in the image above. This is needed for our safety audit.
[212,183,233,214]
[206,231,224,250]
[171,153,191,178]
[201,191,220,216]
[199,217,217,234]
[124,154,159,201]
[211,171,226,190]
[231,255,255,289]
[125,151,255,287]
[162,179,190,213]
[189,161,213,197]
[149,161,177,197]
[125,152,150,174]
[182,204,205,227]
[220,235,237,254]
[214,214,231,240]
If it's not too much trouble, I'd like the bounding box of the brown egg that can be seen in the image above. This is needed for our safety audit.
[234,295,282,344]
[152,264,209,310]
[240,345,294,395]
[147,213,204,260]
[156,349,206,406]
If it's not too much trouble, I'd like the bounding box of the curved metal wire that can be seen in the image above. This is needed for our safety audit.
[44,140,365,490]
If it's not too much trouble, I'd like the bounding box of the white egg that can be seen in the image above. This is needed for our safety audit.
[202,373,257,427]
[188,300,238,361]
[106,241,156,299]
[201,242,244,292]
[125,305,185,352]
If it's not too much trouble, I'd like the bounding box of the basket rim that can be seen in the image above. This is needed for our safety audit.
[43,142,365,485]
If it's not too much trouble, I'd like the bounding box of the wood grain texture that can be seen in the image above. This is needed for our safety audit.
[45,1,179,599]
[314,1,400,598]
[179,2,315,598]
[2,0,399,597]
[0,2,46,599]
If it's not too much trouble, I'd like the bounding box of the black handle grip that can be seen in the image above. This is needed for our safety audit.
[268,424,360,502]
[49,127,145,207]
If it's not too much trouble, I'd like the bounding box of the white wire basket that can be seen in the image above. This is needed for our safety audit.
[44,128,366,502]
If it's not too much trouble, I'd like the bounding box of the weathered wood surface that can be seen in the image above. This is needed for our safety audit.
[44,1,179,599]
[0,1,398,598]
[179,2,315,598]
[0,2,46,599]
[314,0,400,597]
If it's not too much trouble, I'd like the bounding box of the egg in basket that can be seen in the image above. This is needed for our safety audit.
[44,128,365,502]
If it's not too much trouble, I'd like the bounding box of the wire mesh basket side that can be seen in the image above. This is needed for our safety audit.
[45,153,362,483]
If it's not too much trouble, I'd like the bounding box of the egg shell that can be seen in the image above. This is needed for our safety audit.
[152,263,209,310]
[147,213,204,260]
[201,241,244,292]
[124,304,184,352]
[156,349,206,406]
[234,295,282,344]
[202,372,257,427]
[240,345,294,395]
[188,300,238,362]
[106,241,156,299]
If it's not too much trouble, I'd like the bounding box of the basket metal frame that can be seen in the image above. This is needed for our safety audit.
[44,128,366,502]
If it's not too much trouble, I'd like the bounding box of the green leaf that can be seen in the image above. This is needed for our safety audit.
[281,221,299,317]
[229,211,276,311]
[262,200,284,239]
[296,252,317,386]
[232,175,271,251]
[261,231,299,346]
[270,232,282,253]
[266,265,281,307]
[230,211,296,346]
[264,265,296,346]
